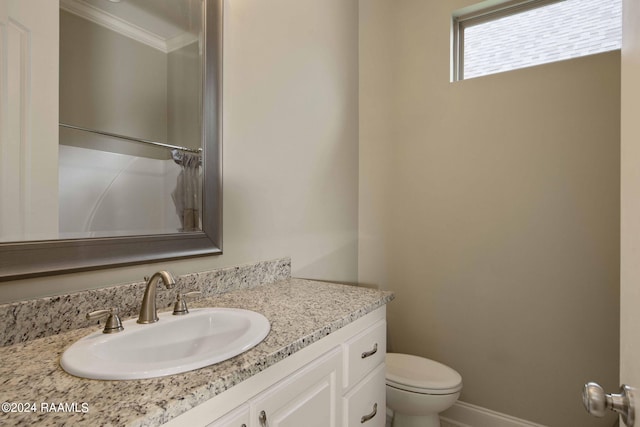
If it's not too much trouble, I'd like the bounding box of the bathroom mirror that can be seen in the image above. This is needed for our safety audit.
[0,0,222,280]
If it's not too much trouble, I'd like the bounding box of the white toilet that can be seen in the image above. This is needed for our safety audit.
[386,353,463,427]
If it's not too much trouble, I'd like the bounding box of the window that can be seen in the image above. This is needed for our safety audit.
[452,0,622,81]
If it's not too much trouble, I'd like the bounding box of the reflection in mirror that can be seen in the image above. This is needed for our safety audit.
[57,0,203,239]
[0,0,205,243]
[0,0,221,279]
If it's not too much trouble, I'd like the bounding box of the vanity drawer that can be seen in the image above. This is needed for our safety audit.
[343,363,386,427]
[343,319,386,390]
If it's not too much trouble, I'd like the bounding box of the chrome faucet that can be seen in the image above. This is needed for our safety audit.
[137,271,176,324]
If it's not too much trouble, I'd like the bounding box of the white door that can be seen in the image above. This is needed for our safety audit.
[0,0,59,242]
[584,0,640,425]
[621,0,640,410]
[592,0,640,425]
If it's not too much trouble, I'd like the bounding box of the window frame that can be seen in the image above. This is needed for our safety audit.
[452,0,565,81]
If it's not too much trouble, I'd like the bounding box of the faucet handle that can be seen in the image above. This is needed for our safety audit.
[87,308,124,334]
[172,291,202,315]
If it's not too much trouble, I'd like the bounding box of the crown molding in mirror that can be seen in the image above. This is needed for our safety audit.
[60,0,199,53]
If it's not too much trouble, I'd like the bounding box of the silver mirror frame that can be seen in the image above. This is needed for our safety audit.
[0,0,223,281]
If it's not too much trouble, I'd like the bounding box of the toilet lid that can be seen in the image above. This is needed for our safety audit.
[386,353,463,394]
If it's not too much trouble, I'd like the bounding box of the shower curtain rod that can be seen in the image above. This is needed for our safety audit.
[59,123,202,154]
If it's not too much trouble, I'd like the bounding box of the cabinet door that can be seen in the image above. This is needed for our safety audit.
[251,348,342,427]
[206,404,249,427]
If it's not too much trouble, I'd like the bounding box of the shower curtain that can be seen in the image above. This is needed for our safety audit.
[171,150,201,232]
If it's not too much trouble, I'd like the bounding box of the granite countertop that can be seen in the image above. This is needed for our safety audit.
[0,279,394,426]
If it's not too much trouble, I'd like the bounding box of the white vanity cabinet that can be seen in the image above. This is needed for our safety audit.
[168,307,387,427]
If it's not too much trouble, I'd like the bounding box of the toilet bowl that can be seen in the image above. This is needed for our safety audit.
[386,353,462,427]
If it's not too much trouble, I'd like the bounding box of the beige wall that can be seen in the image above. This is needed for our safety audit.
[60,10,168,154]
[59,10,170,160]
[359,1,620,426]
[0,0,359,303]
[168,42,202,151]
[358,0,394,291]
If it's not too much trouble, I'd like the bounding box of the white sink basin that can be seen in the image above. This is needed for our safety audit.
[60,308,270,380]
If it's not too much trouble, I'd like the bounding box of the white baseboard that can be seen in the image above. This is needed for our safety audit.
[440,401,547,427]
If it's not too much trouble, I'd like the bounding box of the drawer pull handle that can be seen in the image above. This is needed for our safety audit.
[361,343,378,359]
[259,410,267,427]
[361,403,378,423]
